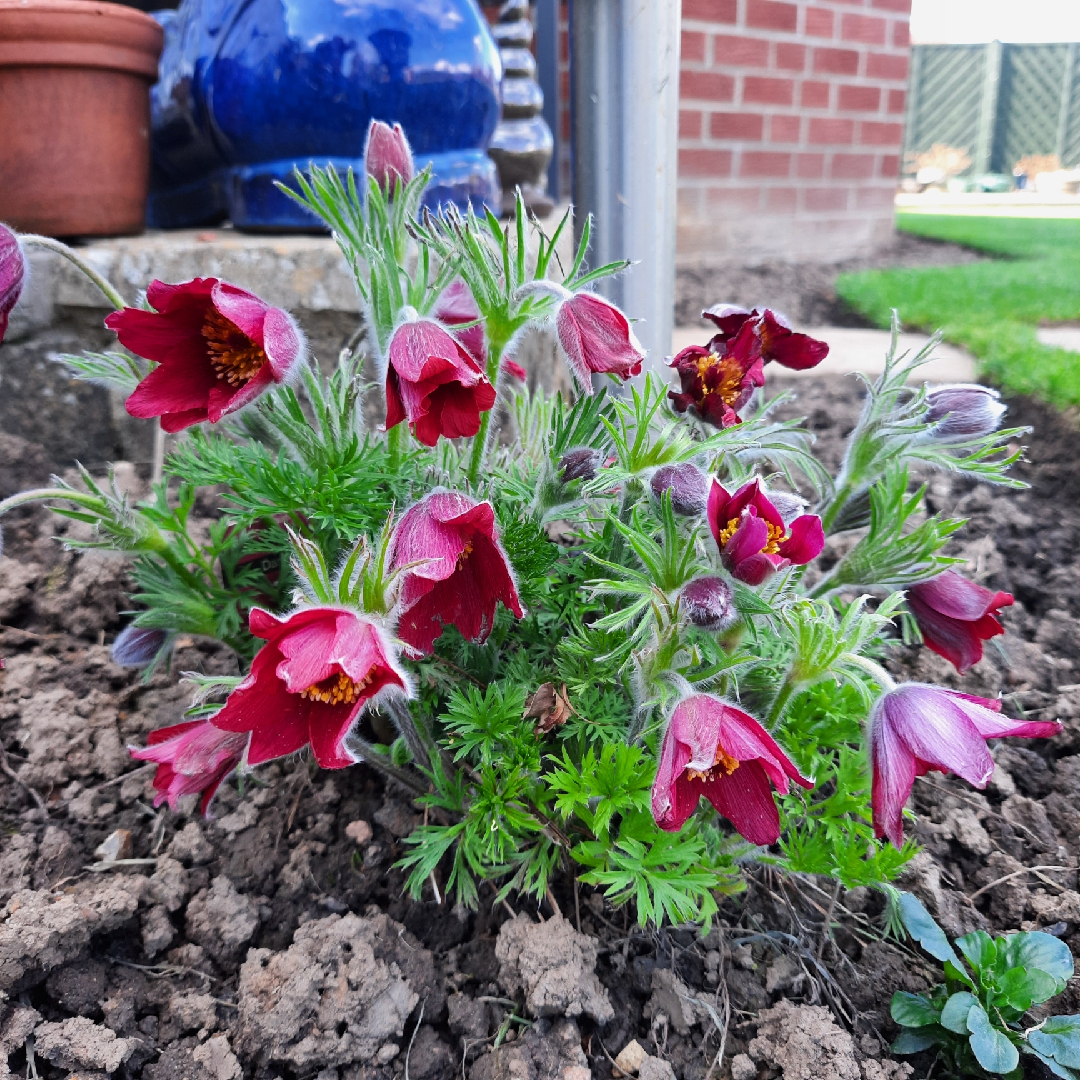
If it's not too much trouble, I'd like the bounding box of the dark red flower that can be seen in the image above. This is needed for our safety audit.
[435,279,486,363]
[391,491,525,655]
[707,479,823,585]
[106,278,304,433]
[907,570,1014,674]
[384,316,497,446]
[0,223,25,344]
[652,695,812,843]
[364,120,414,195]
[871,684,1060,847]
[702,304,828,371]
[668,320,764,428]
[211,607,409,769]
[130,719,248,816]
[556,292,644,389]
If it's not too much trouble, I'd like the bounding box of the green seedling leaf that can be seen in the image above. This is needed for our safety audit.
[997,966,1061,1012]
[944,959,977,990]
[940,991,978,1034]
[1002,932,1075,983]
[1029,1015,1080,1070]
[892,1028,944,1054]
[1026,1048,1080,1080]
[897,891,962,965]
[967,1002,1020,1074]
[956,930,997,976]
[891,992,942,1028]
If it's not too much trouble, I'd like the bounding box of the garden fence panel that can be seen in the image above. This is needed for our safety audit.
[905,41,1080,174]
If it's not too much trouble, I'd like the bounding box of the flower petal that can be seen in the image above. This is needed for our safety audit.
[700,761,782,846]
[776,514,824,565]
[870,698,917,847]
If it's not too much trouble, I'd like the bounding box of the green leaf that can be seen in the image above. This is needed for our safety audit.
[897,891,962,965]
[996,966,1060,1012]
[1026,1048,1080,1080]
[956,930,997,976]
[967,1003,1020,1074]
[1002,931,1075,983]
[891,992,941,1028]
[1029,1016,1080,1070]
[940,991,977,1034]
[892,1028,944,1054]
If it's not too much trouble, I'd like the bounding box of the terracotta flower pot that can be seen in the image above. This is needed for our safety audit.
[0,0,164,237]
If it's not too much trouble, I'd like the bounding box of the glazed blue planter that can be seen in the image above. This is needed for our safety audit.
[149,0,502,230]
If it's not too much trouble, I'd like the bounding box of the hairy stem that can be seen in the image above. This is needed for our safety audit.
[21,235,126,311]
[346,732,428,796]
[466,340,505,486]
[819,479,854,536]
[387,422,404,473]
[766,674,800,730]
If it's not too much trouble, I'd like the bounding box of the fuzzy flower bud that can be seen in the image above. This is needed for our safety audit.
[559,448,601,484]
[680,576,735,632]
[364,120,414,195]
[111,625,170,668]
[925,384,1007,439]
[651,463,709,515]
[0,222,26,344]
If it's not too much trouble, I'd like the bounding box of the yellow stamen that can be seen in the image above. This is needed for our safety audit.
[300,670,373,706]
[687,744,741,782]
[456,540,474,570]
[716,515,787,554]
[694,351,746,408]
[202,308,268,387]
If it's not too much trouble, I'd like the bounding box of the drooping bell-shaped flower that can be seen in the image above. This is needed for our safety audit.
[106,278,304,432]
[435,278,486,363]
[702,305,829,371]
[0,222,25,344]
[364,120,414,196]
[130,719,249,816]
[652,695,812,844]
[211,607,410,769]
[391,491,525,655]
[907,570,1013,674]
[668,319,765,428]
[680,576,736,632]
[707,479,824,585]
[111,625,170,669]
[925,384,1007,439]
[556,292,645,390]
[384,314,497,446]
[650,462,710,515]
[871,684,1060,847]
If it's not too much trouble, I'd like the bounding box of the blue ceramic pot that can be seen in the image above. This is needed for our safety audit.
[149,0,502,230]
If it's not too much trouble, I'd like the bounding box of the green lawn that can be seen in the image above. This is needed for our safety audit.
[836,214,1080,408]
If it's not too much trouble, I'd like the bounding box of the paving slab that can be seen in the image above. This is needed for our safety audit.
[1036,326,1080,352]
[671,325,977,384]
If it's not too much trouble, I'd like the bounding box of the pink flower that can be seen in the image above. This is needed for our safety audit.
[556,292,644,389]
[130,720,248,816]
[668,320,765,428]
[435,279,486,363]
[384,316,497,446]
[105,278,304,433]
[211,607,409,769]
[871,684,1061,847]
[652,695,812,844]
[391,491,524,655]
[707,479,824,585]
[702,305,828,371]
[364,120,414,195]
[0,223,25,344]
[907,570,1014,674]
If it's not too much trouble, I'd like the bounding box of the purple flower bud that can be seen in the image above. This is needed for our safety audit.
[925,384,1006,439]
[651,462,709,515]
[680,576,735,632]
[111,625,170,668]
[0,223,26,344]
[559,448,601,484]
[364,120,414,196]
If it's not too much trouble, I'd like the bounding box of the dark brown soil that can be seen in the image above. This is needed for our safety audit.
[2,373,1078,1080]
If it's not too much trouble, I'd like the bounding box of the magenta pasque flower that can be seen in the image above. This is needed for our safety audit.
[384,315,497,447]
[871,684,1060,847]
[707,479,824,585]
[391,491,525,655]
[668,319,765,428]
[907,570,1014,674]
[130,719,248,816]
[211,606,410,769]
[435,278,486,363]
[106,278,304,433]
[556,292,645,389]
[652,695,812,844]
[925,384,1006,439]
[703,304,828,371]
[364,119,414,195]
[0,222,25,344]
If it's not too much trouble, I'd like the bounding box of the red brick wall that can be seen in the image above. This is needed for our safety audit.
[676,0,910,264]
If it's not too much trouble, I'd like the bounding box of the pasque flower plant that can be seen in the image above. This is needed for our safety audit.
[0,122,1039,927]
